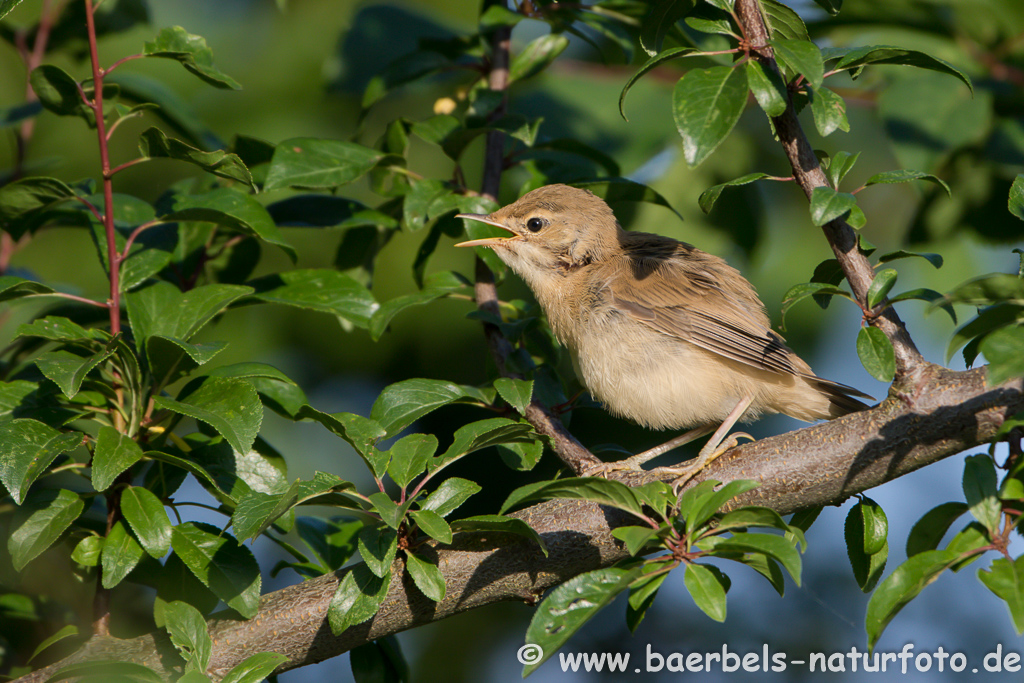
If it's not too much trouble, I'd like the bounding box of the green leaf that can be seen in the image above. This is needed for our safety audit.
[34,348,109,401]
[494,377,533,415]
[810,86,848,136]
[264,137,384,191]
[523,564,641,675]
[144,449,236,504]
[945,303,1020,363]
[349,637,409,683]
[163,600,213,670]
[571,179,680,219]
[820,150,860,189]
[160,187,294,260]
[328,565,390,635]
[409,509,452,544]
[746,60,788,117]
[369,271,469,341]
[143,26,240,89]
[626,562,672,632]
[684,563,729,621]
[810,0,841,16]
[27,624,79,664]
[220,652,288,683]
[761,0,809,41]
[877,250,944,269]
[232,472,350,541]
[500,477,644,518]
[978,557,1024,634]
[619,47,698,120]
[867,268,897,308]
[715,506,793,535]
[0,419,82,504]
[0,275,57,301]
[368,492,404,530]
[981,326,1024,386]
[779,282,853,329]
[121,486,173,558]
[404,550,445,602]
[101,520,145,588]
[370,379,484,438]
[699,173,771,214]
[831,45,972,94]
[171,522,261,618]
[845,497,888,592]
[296,406,386,468]
[358,526,398,578]
[436,419,535,475]
[684,479,760,533]
[673,65,748,167]
[386,433,438,489]
[963,454,1001,534]
[8,489,84,571]
[865,170,951,197]
[0,176,76,238]
[497,440,545,471]
[44,661,165,683]
[450,515,547,555]
[0,0,27,20]
[1010,174,1024,221]
[865,549,961,649]
[612,525,662,556]
[509,33,570,84]
[139,128,252,189]
[154,377,263,455]
[126,281,251,353]
[420,478,481,518]
[713,533,802,585]
[942,274,1024,307]
[772,38,823,88]
[809,186,860,226]
[247,269,377,329]
[906,502,969,557]
[89,426,141,491]
[28,65,117,127]
[856,326,896,383]
[362,50,451,109]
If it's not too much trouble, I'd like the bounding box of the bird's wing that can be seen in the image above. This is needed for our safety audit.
[607,243,800,377]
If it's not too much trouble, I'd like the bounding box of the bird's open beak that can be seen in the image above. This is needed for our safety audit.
[454,214,518,248]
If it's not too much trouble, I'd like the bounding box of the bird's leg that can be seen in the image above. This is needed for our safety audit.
[651,395,755,491]
[581,425,716,477]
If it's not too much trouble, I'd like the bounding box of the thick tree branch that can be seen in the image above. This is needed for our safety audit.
[734,0,926,387]
[17,367,1022,681]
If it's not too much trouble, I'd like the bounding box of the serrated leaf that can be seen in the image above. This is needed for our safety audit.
[714,533,801,585]
[746,60,787,117]
[126,281,252,353]
[369,271,469,341]
[246,269,377,329]
[865,550,960,649]
[0,419,82,504]
[358,526,398,578]
[981,326,1024,386]
[171,521,261,618]
[673,65,748,167]
[420,478,481,518]
[685,479,760,533]
[8,488,84,571]
[155,377,262,456]
[619,47,698,120]
[143,26,240,89]
[831,45,972,94]
[404,550,445,602]
[684,563,729,621]
[409,509,452,544]
[385,433,438,489]
[370,378,485,438]
[522,564,642,675]
[500,477,644,518]
[865,170,951,197]
[906,502,968,557]
[264,137,383,191]
[232,471,349,541]
[328,565,390,635]
[845,498,888,592]
[163,600,213,671]
[867,268,897,308]
[0,176,76,239]
[772,38,823,88]
[101,520,145,588]
[140,128,252,189]
[698,173,770,215]
[856,326,896,383]
[35,346,114,400]
[451,515,547,555]
[160,187,294,259]
[612,526,662,556]
[761,0,809,41]
[810,86,848,136]
[963,454,1001,534]
[220,652,289,683]
[121,485,172,558]
[494,377,533,415]
[978,557,1024,634]
[809,186,859,226]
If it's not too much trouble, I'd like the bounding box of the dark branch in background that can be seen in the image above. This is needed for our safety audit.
[16,368,1022,681]
[471,18,601,474]
[733,0,927,387]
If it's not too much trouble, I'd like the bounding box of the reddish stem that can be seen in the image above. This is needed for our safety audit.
[83,0,120,336]
[102,53,145,77]
[106,157,149,179]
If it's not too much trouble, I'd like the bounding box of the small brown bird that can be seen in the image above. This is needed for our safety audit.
[456,184,871,485]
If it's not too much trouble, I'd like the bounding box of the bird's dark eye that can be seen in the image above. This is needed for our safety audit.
[526,217,544,232]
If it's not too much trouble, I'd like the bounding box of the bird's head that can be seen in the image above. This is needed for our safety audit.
[455,184,621,290]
